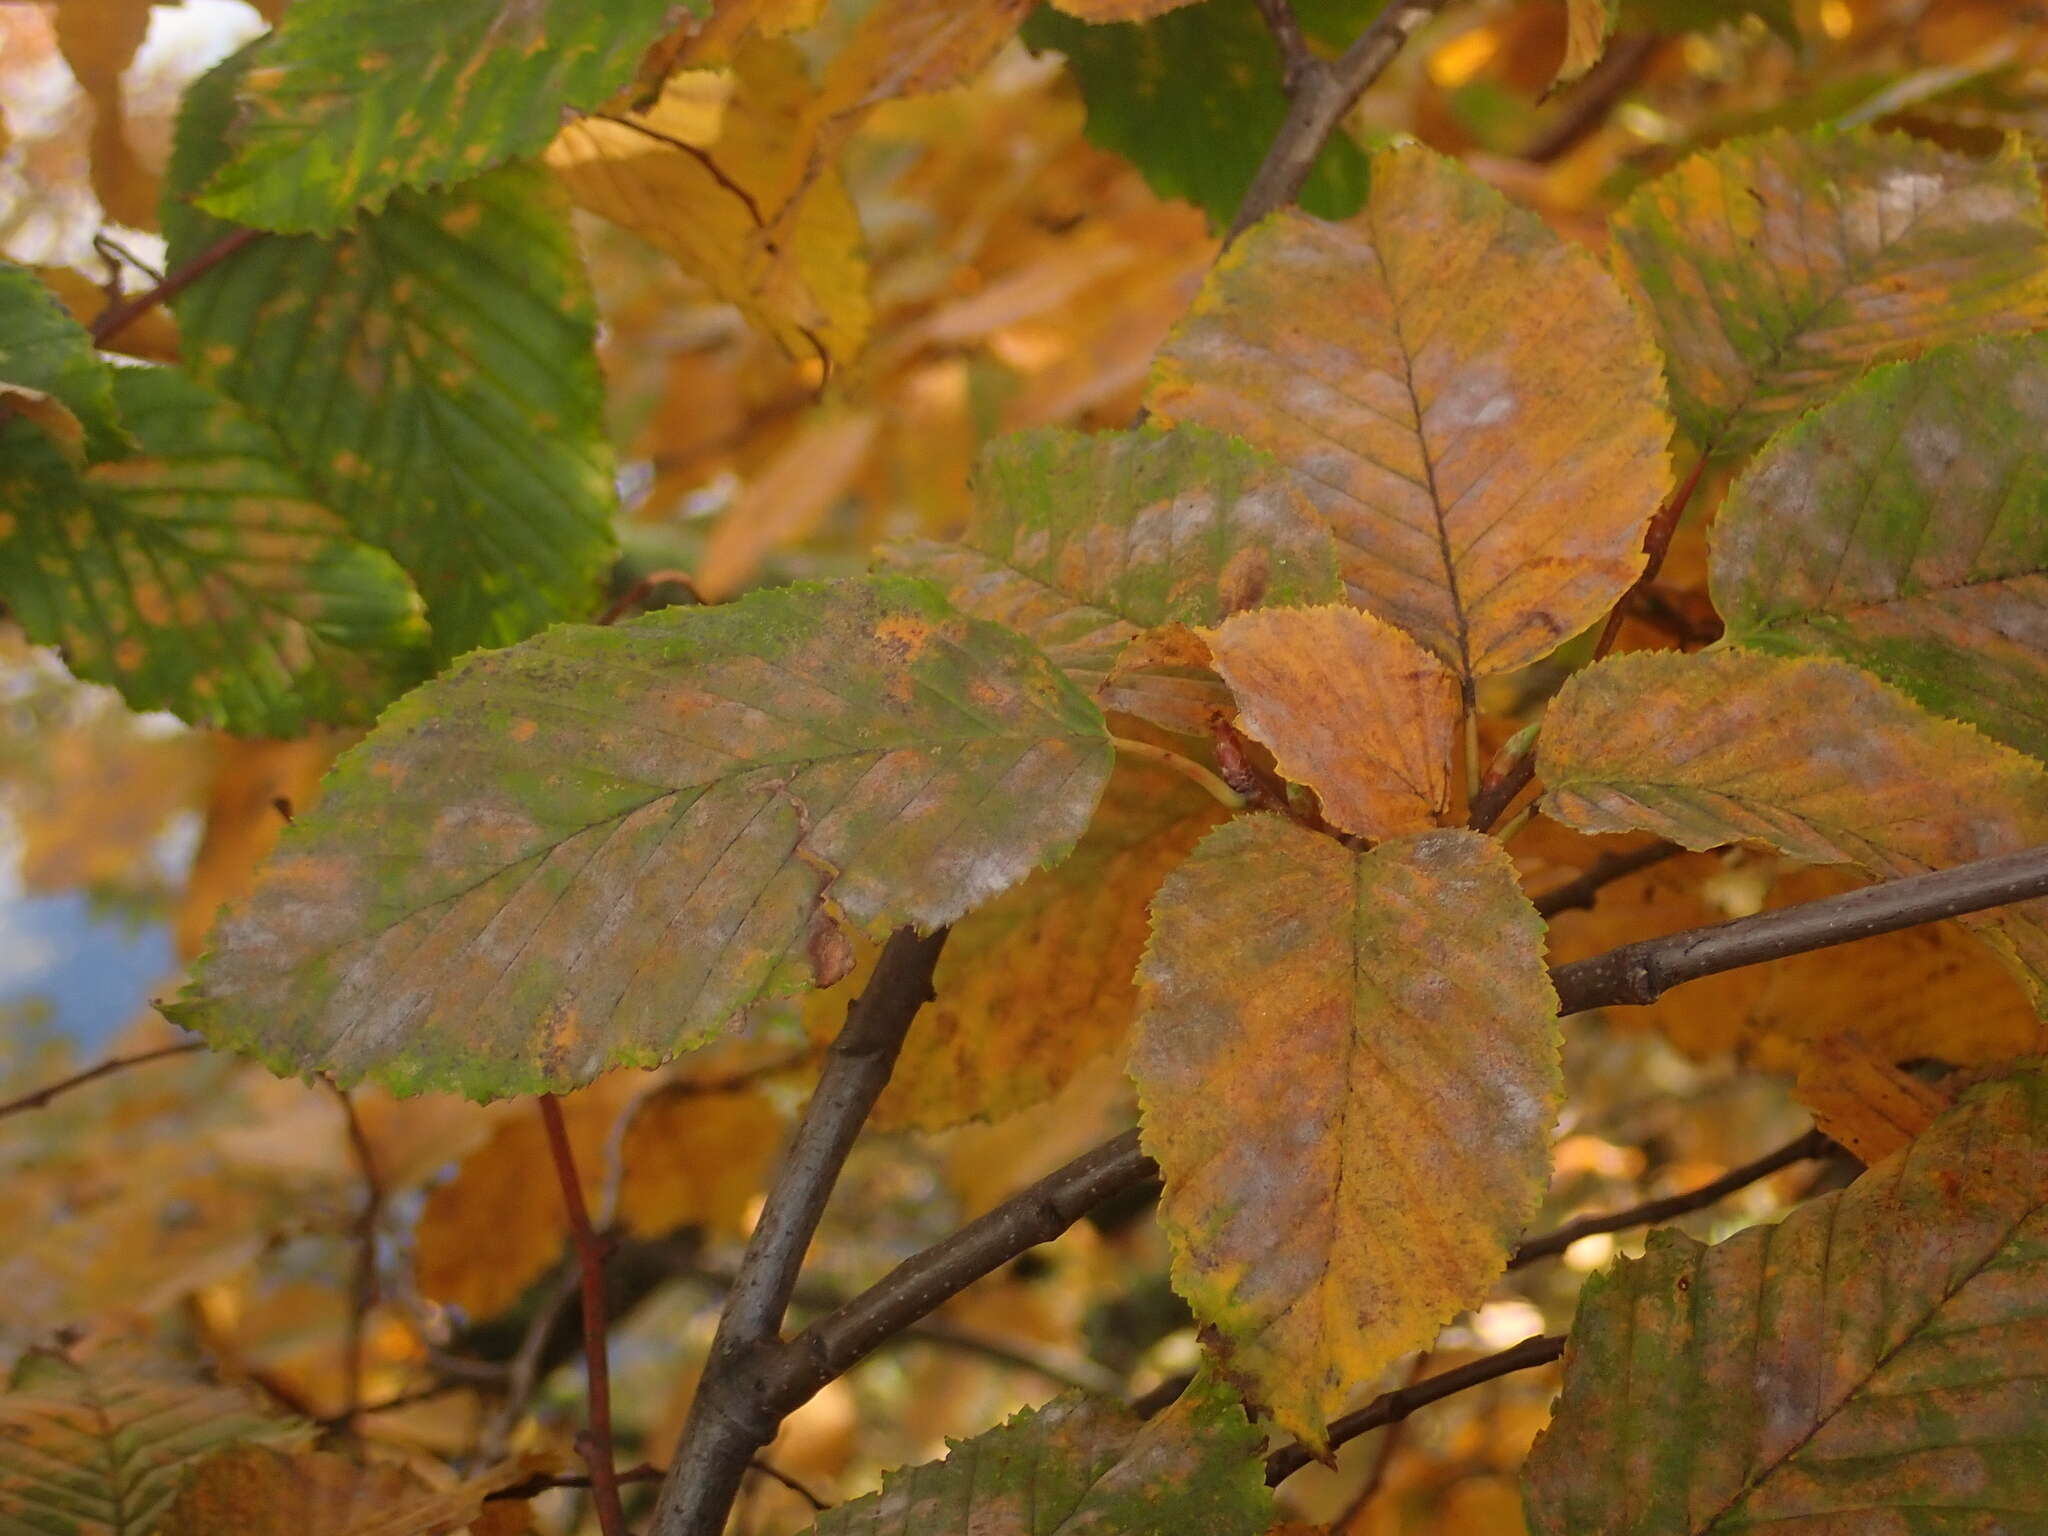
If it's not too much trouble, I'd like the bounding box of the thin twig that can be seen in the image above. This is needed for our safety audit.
[730,842,2048,1436]
[1590,451,1709,661]
[325,1080,384,1430]
[651,926,947,1536]
[538,1095,628,1536]
[1265,1334,1566,1484]
[747,1458,830,1511]
[598,568,704,626]
[481,1262,581,1455]
[0,1041,203,1123]
[1510,1127,1833,1268]
[1229,0,1456,239]
[486,1462,665,1504]
[90,227,261,346]
[1532,840,1685,917]
[1110,735,1247,809]
[1467,750,1537,834]
[1252,0,1316,87]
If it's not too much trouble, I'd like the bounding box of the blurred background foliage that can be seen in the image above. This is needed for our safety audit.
[0,0,2038,1528]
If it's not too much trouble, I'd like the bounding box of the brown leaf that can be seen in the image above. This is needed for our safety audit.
[617,1083,784,1237]
[1791,1035,1950,1165]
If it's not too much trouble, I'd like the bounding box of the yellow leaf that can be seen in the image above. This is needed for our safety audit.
[616,1083,783,1237]
[1150,144,1672,684]
[874,749,1224,1131]
[1556,0,1617,85]
[52,0,158,229]
[1134,817,1560,1448]
[547,38,872,363]
[1541,649,2048,1009]
[161,1445,532,1536]
[696,411,877,600]
[412,1076,639,1320]
[1206,604,1459,838]
[35,266,180,363]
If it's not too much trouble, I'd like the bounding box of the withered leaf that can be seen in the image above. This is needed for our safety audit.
[1134,817,1560,1448]
[173,578,1113,1099]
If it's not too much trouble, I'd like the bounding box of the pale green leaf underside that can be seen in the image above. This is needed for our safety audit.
[798,1372,1270,1536]
[0,366,429,735]
[882,423,1340,733]
[198,0,688,234]
[1525,1071,2048,1534]
[0,260,129,461]
[174,578,1114,1099]
[1713,335,2048,764]
[1612,127,2048,461]
[166,50,617,663]
[0,1348,306,1536]
[1134,817,1561,1448]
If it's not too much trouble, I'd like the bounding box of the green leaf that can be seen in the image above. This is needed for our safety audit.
[172,577,1115,1098]
[0,1345,308,1536]
[1021,0,1378,231]
[1538,647,2048,1009]
[1134,816,1561,1448]
[0,260,128,462]
[1713,335,2048,765]
[796,1371,1271,1535]
[196,0,689,235]
[1621,0,1796,41]
[1611,127,2048,462]
[0,366,430,734]
[881,424,1340,734]
[165,50,619,663]
[1524,1070,2048,1535]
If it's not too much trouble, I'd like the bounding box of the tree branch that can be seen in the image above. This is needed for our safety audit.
[1509,1127,1834,1268]
[1264,1333,1567,1483]
[1229,0,1456,239]
[0,1040,203,1122]
[539,1094,627,1536]
[722,843,2048,1437]
[1532,840,1684,917]
[326,1081,384,1431]
[1252,0,1315,89]
[650,924,947,1536]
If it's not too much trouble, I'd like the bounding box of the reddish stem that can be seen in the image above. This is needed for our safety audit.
[1590,451,1709,662]
[90,227,262,347]
[538,1094,628,1536]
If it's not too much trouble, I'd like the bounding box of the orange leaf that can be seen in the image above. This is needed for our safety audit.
[1150,143,1672,683]
[1206,604,1459,838]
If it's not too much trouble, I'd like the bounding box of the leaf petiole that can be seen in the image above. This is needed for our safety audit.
[1109,735,1248,810]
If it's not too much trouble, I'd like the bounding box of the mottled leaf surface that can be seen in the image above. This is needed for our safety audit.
[173,578,1113,1098]
[1559,0,1619,83]
[0,260,127,461]
[0,367,429,735]
[1540,648,2048,1007]
[167,51,617,662]
[196,0,684,234]
[1022,1,1375,230]
[873,747,1224,1131]
[1713,336,2048,763]
[1150,145,1672,682]
[1525,1071,2048,1535]
[1612,128,2048,461]
[883,424,1340,733]
[797,1372,1270,1535]
[1207,604,1459,838]
[1134,817,1560,1447]
[0,1346,306,1536]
